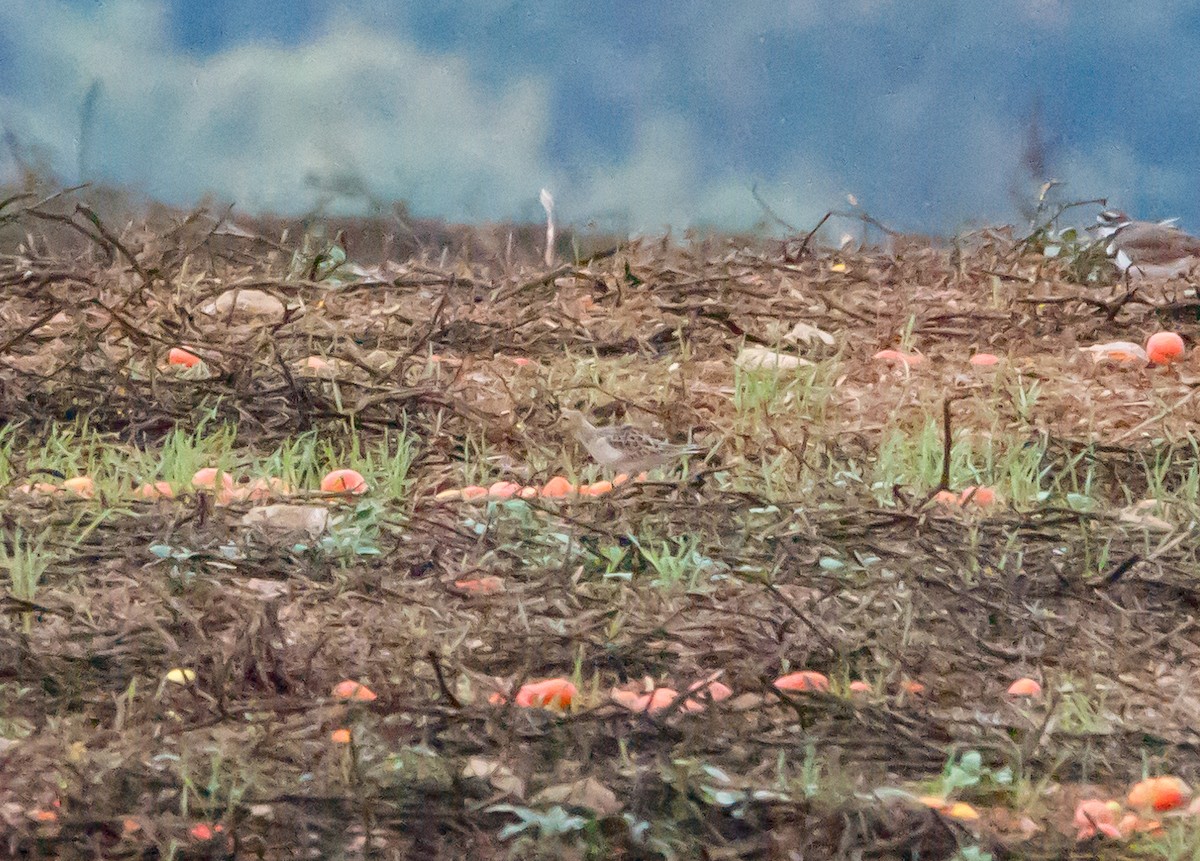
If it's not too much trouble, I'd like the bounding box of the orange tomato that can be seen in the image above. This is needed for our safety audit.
[540,476,574,498]
[331,680,377,702]
[192,468,238,505]
[1146,331,1185,365]
[580,480,614,496]
[320,469,368,495]
[612,679,728,715]
[945,802,980,821]
[611,687,685,714]
[244,477,290,501]
[514,678,576,710]
[1127,776,1191,812]
[874,349,924,367]
[189,823,224,841]
[773,671,830,692]
[959,486,997,506]
[136,481,175,500]
[488,481,522,500]
[62,476,95,498]
[1007,677,1042,697]
[191,468,235,491]
[688,677,733,702]
[1074,799,1124,840]
[16,482,61,495]
[168,347,201,368]
[454,576,505,595]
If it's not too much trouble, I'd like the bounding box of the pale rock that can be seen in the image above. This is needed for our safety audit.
[240,504,330,537]
[734,346,812,372]
[782,321,835,347]
[532,777,622,816]
[201,288,286,323]
[462,757,525,798]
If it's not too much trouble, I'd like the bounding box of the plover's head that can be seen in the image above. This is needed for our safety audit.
[1093,209,1132,238]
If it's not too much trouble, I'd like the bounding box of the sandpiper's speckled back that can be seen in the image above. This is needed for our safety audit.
[561,408,702,473]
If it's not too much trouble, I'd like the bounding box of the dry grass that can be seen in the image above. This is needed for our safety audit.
[3,189,1200,859]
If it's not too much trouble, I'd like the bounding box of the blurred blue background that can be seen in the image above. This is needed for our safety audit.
[2,0,1197,235]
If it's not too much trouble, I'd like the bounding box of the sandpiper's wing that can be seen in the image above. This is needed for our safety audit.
[563,408,704,471]
[603,425,703,463]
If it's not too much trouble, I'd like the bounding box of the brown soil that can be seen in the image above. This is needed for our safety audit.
[2,189,1200,859]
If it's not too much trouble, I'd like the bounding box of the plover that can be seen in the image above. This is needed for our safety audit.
[561,408,704,475]
[1094,209,1200,280]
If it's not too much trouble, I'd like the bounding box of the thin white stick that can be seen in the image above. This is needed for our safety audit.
[539,188,555,267]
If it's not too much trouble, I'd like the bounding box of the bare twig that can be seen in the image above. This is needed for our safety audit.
[426,649,462,709]
[75,204,153,291]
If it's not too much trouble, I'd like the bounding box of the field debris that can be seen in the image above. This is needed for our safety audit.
[3,191,1200,858]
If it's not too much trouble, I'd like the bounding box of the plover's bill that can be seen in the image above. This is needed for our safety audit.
[1094,209,1200,280]
[561,408,704,474]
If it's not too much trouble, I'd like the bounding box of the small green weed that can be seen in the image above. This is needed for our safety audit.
[927,750,1013,803]
[1026,223,1114,285]
[486,804,589,841]
[629,535,723,589]
[1138,819,1200,861]
[1054,681,1115,735]
[0,529,55,604]
[871,416,1049,506]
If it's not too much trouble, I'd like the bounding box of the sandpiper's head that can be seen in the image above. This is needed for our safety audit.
[559,408,585,428]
